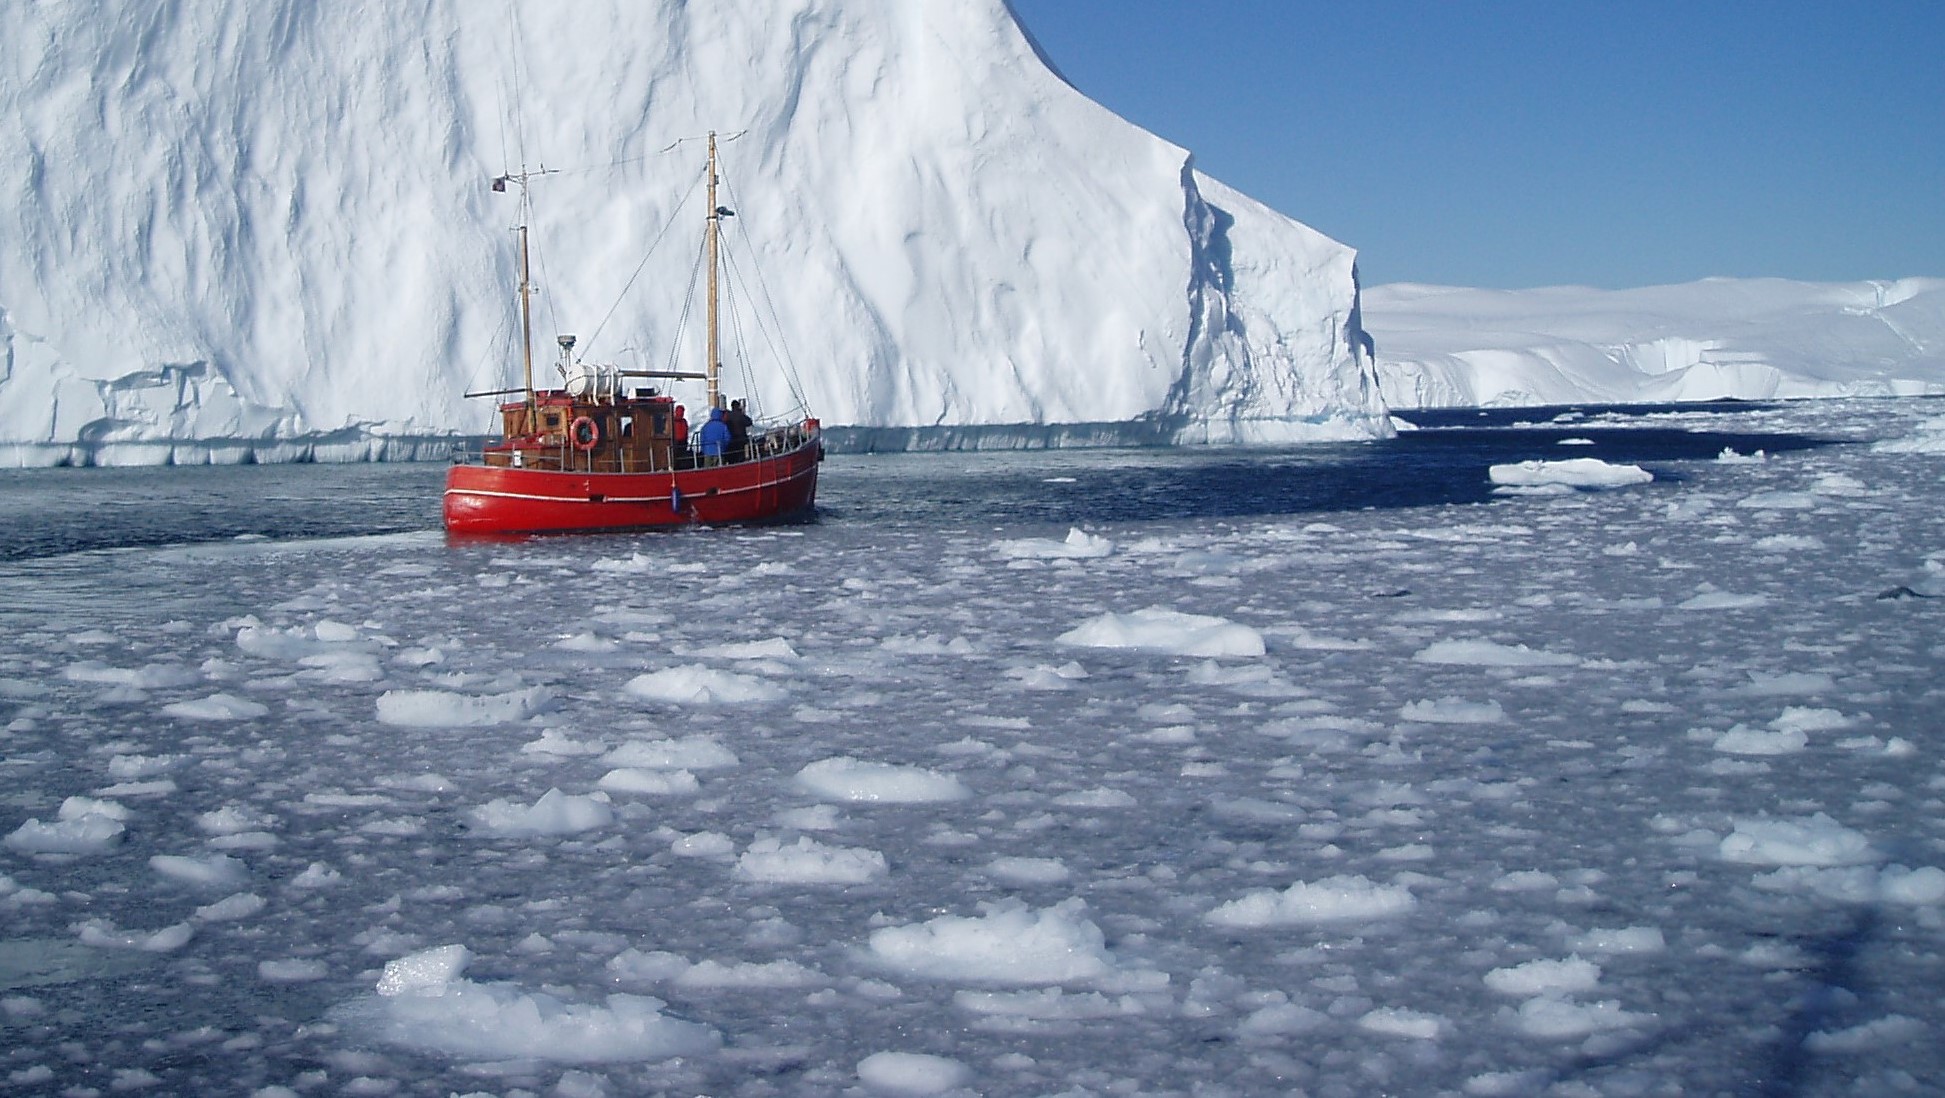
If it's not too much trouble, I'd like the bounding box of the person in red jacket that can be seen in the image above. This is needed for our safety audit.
[672,405,691,469]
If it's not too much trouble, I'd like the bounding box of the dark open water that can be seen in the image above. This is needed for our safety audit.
[0,402,1834,562]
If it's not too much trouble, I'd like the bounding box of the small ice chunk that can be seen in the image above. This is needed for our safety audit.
[1566,927,1666,955]
[735,836,888,884]
[1719,814,1877,867]
[194,892,266,921]
[690,637,801,660]
[1056,607,1264,658]
[795,757,970,804]
[1399,697,1505,724]
[1359,1007,1450,1039]
[375,686,551,727]
[1413,640,1578,667]
[259,958,330,983]
[1205,875,1416,928]
[468,789,613,837]
[995,527,1114,560]
[1484,956,1601,997]
[856,1051,971,1095]
[602,736,739,770]
[983,857,1070,885]
[5,796,132,855]
[1678,591,1768,610]
[76,920,195,952]
[1712,725,1808,755]
[1051,787,1136,808]
[377,944,471,996]
[598,768,700,796]
[1804,1014,1925,1053]
[340,944,721,1063]
[867,898,1119,985]
[1488,458,1651,490]
[624,666,787,705]
[150,853,249,889]
[161,693,271,720]
[1510,996,1653,1039]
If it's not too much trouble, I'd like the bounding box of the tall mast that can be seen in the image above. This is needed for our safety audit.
[705,131,722,412]
[517,222,537,432]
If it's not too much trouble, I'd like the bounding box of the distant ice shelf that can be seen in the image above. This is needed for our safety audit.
[1365,276,1945,409]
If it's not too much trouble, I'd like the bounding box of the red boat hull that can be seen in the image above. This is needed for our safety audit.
[443,438,820,535]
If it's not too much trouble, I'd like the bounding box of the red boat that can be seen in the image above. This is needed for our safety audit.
[444,132,821,536]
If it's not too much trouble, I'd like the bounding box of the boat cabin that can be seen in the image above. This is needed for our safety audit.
[486,389,685,473]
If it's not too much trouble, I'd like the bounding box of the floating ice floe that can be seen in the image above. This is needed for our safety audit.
[795,757,971,803]
[161,692,270,720]
[1805,1014,1928,1053]
[1412,639,1579,668]
[689,637,801,660]
[1205,874,1417,928]
[1358,1007,1450,1039]
[1484,956,1602,997]
[856,1051,971,1095]
[1752,864,1945,905]
[1871,416,1945,453]
[62,661,202,688]
[1488,458,1652,494]
[521,729,608,757]
[1056,607,1265,658]
[1508,996,1654,1039]
[736,836,888,884]
[867,898,1127,986]
[1738,490,1818,510]
[605,950,828,989]
[150,853,248,888]
[624,665,788,705]
[1566,926,1666,955]
[602,735,740,770]
[597,768,700,796]
[1719,813,1877,866]
[375,686,551,727]
[1711,724,1809,755]
[468,789,613,837]
[996,527,1114,560]
[982,856,1071,884]
[334,944,718,1063]
[75,920,196,952]
[4,796,130,855]
[1398,697,1506,724]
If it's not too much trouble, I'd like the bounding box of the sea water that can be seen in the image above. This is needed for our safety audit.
[1,398,1940,1097]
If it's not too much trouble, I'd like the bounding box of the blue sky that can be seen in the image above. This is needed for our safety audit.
[1005,1,1944,289]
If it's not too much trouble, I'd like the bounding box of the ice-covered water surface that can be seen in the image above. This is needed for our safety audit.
[1,401,1941,1095]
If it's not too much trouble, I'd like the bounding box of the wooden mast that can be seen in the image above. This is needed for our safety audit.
[705,131,722,412]
[517,221,537,433]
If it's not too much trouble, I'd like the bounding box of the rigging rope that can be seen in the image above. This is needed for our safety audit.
[718,169,813,415]
[581,174,702,359]
[664,237,709,378]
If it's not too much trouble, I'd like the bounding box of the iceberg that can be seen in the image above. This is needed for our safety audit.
[0,0,1382,466]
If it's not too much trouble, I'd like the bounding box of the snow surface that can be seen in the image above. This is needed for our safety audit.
[0,0,1380,466]
[1,398,1943,1094]
[1366,278,1945,409]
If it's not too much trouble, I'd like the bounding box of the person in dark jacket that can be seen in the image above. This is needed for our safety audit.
[697,406,731,465]
[725,399,753,462]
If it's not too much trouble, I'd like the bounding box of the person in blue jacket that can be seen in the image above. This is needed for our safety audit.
[697,406,732,465]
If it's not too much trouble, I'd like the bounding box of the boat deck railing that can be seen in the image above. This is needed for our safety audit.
[449,419,819,472]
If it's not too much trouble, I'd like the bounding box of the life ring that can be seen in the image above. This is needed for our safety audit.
[569,415,600,452]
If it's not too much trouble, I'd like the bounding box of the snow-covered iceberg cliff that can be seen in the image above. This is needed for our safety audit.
[1365,277,1945,409]
[0,0,1381,466]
